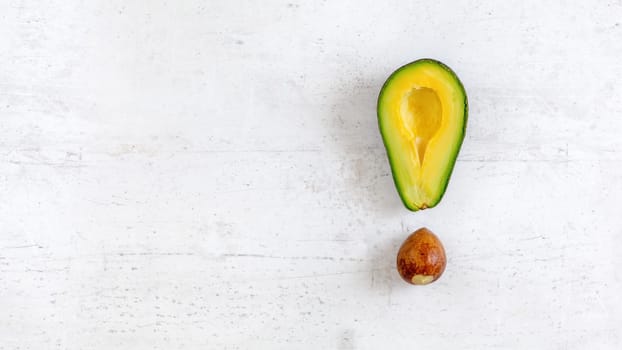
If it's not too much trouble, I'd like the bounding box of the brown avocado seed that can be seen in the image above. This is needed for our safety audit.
[396,227,446,285]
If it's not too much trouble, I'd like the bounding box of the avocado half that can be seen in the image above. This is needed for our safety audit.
[377,59,467,211]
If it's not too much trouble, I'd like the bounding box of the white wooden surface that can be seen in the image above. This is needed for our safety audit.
[1,1,622,349]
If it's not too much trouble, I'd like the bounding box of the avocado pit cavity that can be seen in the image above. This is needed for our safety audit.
[399,87,442,165]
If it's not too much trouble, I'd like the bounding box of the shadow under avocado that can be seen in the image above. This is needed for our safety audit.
[325,71,405,216]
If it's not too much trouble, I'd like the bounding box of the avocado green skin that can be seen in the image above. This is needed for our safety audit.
[377,59,468,211]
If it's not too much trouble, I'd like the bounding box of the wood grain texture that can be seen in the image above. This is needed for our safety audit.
[1,1,622,349]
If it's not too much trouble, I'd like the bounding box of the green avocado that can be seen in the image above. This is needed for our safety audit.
[377,59,467,211]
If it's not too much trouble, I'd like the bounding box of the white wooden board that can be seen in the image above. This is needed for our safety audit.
[1,1,622,348]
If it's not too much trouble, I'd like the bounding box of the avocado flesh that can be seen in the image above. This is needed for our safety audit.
[377,59,467,211]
